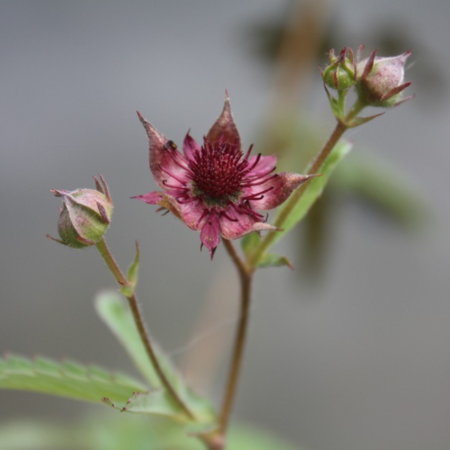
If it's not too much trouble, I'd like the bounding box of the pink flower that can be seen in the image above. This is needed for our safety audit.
[133,95,313,258]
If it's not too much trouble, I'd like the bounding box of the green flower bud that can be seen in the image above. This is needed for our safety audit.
[321,47,356,91]
[48,174,113,248]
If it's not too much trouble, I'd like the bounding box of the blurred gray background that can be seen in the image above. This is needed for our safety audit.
[1,1,450,449]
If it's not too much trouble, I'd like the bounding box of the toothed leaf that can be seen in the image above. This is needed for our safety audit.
[0,354,146,405]
[102,390,187,422]
[95,291,216,424]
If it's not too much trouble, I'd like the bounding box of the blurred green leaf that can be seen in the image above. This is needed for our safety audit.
[0,415,304,450]
[254,252,293,269]
[102,390,187,422]
[95,291,160,387]
[272,139,352,246]
[335,153,425,226]
[241,231,261,258]
[0,354,146,405]
[0,422,75,450]
[95,291,216,424]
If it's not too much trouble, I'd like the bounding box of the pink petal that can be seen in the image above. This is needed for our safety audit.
[218,207,276,240]
[206,94,241,151]
[247,154,277,177]
[176,198,208,231]
[200,212,221,259]
[137,111,190,190]
[152,194,206,231]
[183,132,201,161]
[246,173,317,210]
[132,191,202,230]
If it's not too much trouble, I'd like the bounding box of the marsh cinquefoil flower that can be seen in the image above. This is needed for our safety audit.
[134,96,314,258]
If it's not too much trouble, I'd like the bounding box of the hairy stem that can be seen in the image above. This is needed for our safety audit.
[218,239,253,440]
[95,237,195,421]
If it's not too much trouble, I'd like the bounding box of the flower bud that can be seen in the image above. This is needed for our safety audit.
[48,174,113,248]
[356,49,412,107]
[321,47,356,91]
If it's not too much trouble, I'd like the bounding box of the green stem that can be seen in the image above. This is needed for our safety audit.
[248,99,365,267]
[218,239,253,441]
[95,237,195,421]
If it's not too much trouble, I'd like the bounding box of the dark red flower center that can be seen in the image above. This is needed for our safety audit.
[188,140,248,205]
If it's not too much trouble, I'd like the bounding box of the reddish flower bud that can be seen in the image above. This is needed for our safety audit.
[47,174,113,248]
[356,48,412,107]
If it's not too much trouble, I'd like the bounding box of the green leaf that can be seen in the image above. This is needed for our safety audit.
[0,417,305,450]
[95,291,160,387]
[102,390,187,422]
[242,231,294,269]
[120,241,140,297]
[0,416,203,450]
[335,153,425,227]
[241,232,261,258]
[0,421,76,450]
[253,252,293,269]
[95,291,216,424]
[0,354,147,405]
[271,139,352,247]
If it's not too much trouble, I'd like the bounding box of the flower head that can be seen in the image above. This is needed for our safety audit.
[134,95,313,258]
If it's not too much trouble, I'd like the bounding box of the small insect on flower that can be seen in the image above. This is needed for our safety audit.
[133,94,315,259]
[164,140,178,151]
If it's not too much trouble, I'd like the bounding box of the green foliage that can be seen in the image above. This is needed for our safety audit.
[241,231,261,257]
[95,291,216,424]
[95,291,160,387]
[242,234,293,269]
[272,139,352,246]
[335,153,425,226]
[0,416,303,450]
[0,291,215,428]
[0,354,146,405]
[102,390,187,422]
[252,252,293,269]
[242,140,352,268]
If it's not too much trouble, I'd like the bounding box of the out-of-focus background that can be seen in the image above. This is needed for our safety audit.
[1,1,450,449]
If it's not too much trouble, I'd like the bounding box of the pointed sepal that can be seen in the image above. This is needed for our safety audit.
[206,93,241,151]
[120,241,140,297]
